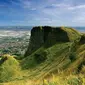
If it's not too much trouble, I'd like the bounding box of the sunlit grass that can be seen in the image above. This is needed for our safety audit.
[1,73,85,85]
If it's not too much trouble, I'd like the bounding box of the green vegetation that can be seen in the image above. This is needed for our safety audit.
[22,26,81,75]
[0,54,23,82]
[1,74,85,85]
[1,26,85,85]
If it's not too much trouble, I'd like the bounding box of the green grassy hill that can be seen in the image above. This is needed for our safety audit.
[1,26,85,84]
[0,54,23,82]
[21,26,85,79]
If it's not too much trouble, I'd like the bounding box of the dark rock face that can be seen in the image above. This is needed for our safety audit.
[34,51,47,64]
[79,34,85,44]
[43,26,69,42]
[0,57,7,65]
[43,26,69,47]
[25,26,70,57]
[25,26,44,57]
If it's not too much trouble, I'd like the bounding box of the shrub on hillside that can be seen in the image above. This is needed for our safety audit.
[34,51,47,64]
[69,53,76,62]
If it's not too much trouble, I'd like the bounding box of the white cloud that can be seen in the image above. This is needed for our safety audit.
[72,12,85,24]
[5,0,85,26]
[68,4,85,10]
[51,3,85,10]
[52,3,70,8]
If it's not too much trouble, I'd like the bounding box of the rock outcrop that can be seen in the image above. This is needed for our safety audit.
[79,34,85,44]
[25,26,80,57]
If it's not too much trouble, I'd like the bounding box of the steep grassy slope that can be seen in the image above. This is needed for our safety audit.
[1,74,85,85]
[1,26,85,84]
[21,26,84,79]
[0,54,23,82]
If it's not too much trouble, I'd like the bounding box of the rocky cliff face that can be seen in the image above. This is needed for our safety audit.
[79,34,85,44]
[43,26,69,47]
[24,26,44,57]
[25,26,80,57]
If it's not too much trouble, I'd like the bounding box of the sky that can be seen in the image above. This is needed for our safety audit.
[0,0,85,26]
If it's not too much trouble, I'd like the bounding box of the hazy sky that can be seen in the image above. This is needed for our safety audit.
[0,0,85,26]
